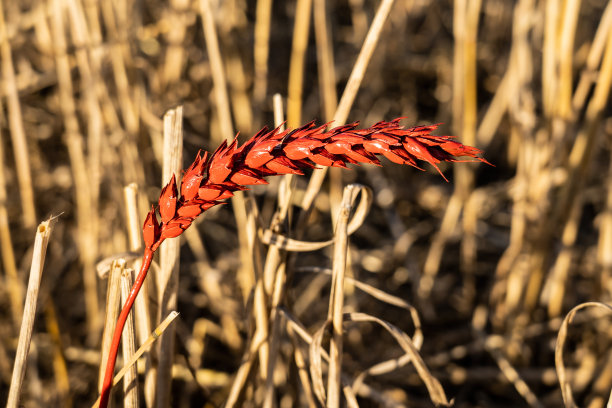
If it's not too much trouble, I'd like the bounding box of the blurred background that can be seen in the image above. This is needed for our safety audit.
[0,0,611,406]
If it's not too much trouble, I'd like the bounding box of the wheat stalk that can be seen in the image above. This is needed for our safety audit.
[98,118,488,407]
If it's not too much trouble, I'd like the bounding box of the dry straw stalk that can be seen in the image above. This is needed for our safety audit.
[7,218,54,408]
[155,105,184,408]
[98,259,124,396]
[327,184,360,408]
[120,268,139,408]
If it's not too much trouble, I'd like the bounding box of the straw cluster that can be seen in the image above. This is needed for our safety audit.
[145,118,489,249]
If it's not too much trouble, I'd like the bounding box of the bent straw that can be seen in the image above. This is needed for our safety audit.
[555,302,612,408]
[7,218,54,408]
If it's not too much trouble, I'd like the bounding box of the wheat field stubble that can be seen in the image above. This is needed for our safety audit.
[1,1,612,407]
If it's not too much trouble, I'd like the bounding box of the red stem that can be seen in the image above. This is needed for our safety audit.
[98,246,156,408]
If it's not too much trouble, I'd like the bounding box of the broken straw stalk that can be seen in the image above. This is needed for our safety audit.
[98,118,489,407]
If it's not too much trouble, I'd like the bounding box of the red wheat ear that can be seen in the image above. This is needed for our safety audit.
[150,119,488,248]
[98,118,489,408]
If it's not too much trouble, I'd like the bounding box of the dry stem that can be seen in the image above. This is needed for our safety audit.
[326,185,355,408]
[120,268,139,408]
[155,107,184,406]
[7,218,54,408]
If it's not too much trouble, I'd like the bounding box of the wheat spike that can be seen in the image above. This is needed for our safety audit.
[147,118,489,248]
